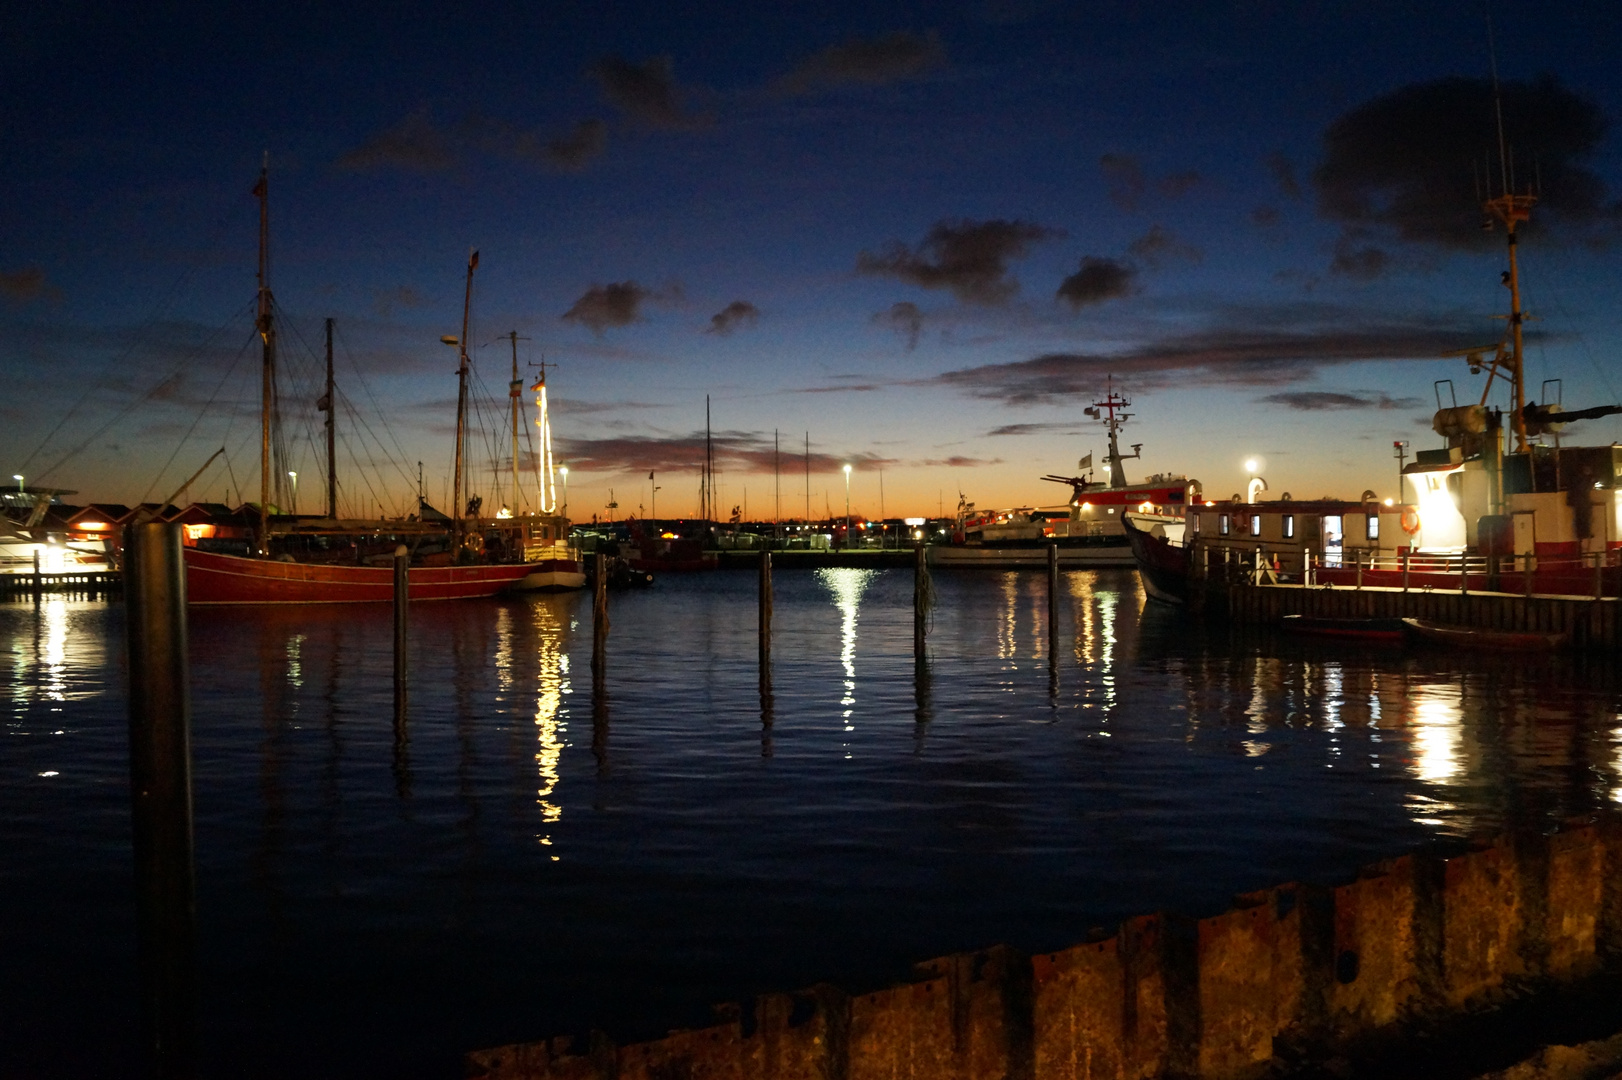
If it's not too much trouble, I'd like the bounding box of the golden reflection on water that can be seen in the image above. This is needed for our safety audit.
[997,572,1018,661]
[528,600,570,857]
[1613,723,1622,805]
[1409,684,1464,784]
[1066,571,1118,721]
[815,568,876,742]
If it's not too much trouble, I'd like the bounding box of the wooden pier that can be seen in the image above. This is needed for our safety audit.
[0,570,121,602]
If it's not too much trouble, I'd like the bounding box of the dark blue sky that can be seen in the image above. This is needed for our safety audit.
[3,1,1619,517]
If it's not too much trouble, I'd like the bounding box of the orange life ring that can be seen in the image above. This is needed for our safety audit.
[1400,506,1421,535]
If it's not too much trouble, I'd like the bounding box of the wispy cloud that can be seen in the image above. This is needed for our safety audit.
[1128,225,1202,268]
[555,429,892,475]
[776,31,945,96]
[985,422,1083,437]
[1257,390,1422,411]
[858,219,1059,305]
[0,267,55,305]
[337,109,456,172]
[933,311,1482,405]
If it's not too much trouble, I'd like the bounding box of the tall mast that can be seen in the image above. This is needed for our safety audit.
[704,395,712,529]
[529,359,556,514]
[323,317,336,519]
[254,159,274,551]
[508,331,521,515]
[452,250,478,541]
[804,432,810,522]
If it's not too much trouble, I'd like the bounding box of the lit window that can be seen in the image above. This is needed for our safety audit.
[1284,515,1295,539]
[1250,514,1261,536]
[1367,514,1379,540]
[1220,514,1230,535]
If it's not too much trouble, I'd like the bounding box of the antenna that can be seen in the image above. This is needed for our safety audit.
[1486,10,1510,198]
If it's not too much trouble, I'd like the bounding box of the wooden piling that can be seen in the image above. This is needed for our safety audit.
[1047,543,1059,626]
[592,552,609,680]
[32,548,42,603]
[913,545,928,660]
[392,545,408,725]
[759,550,773,674]
[123,521,196,1078]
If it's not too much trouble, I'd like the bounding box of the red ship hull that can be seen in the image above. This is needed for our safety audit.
[184,548,534,605]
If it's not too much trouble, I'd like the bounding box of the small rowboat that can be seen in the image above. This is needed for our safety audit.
[1400,618,1567,652]
[1280,615,1407,643]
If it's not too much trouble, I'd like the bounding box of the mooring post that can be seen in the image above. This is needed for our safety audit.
[32,548,42,603]
[393,545,408,725]
[913,544,928,660]
[1355,548,1363,590]
[592,552,609,679]
[1402,548,1410,592]
[758,550,773,680]
[123,521,196,1079]
[1523,552,1533,597]
[1047,542,1059,627]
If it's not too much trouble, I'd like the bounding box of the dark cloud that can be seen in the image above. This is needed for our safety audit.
[372,285,428,318]
[706,300,760,335]
[1056,257,1137,309]
[1251,206,1282,227]
[873,301,924,350]
[337,109,456,172]
[1128,225,1202,268]
[0,267,51,303]
[530,118,608,171]
[933,314,1482,406]
[795,381,886,394]
[1329,236,1392,280]
[562,282,658,334]
[776,31,945,95]
[1258,390,1422,411]
[591,55,708,129]
[986,422,1082,437]
[1100,154,1146,211]
[1266,152,1302,200]
[556,429,890,475]
[857,219,1058,305]
[1159,170,1201,198]
[1314,75,1618,248]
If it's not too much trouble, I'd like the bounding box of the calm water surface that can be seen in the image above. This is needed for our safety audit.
[4,568,1621,1077]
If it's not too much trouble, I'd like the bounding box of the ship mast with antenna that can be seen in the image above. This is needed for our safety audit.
[529,359,557,514]
[253,157,275,552]
[1084,379,1141,489]
[451,250,478,544]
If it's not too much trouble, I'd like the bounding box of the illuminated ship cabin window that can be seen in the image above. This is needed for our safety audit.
[1366,514,1379,540]
[1283,515,1295,539]
[1250,514,1262,536]
[1220,514,1230,535]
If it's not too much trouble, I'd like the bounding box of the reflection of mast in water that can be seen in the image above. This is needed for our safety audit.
[528,600,568,854]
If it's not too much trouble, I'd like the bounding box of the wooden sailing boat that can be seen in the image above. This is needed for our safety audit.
[183,168,533,604]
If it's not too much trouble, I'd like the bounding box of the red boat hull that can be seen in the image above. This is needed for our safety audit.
[184,548,535,604]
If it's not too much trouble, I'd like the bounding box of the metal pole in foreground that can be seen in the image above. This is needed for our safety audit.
[393,545,408,725]
[124,521,196,1079]
[758,550,772,680]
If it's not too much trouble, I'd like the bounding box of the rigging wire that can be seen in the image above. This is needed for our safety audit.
[33,302,259,485]
[137,328,256,505]
[15,200,242,476]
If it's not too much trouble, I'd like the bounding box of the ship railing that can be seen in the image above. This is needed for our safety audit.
[1288,546,1620,599]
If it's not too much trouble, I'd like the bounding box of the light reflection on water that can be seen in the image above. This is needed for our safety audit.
[2,571,1621,1079]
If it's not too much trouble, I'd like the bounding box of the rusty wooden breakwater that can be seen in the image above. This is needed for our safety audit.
[1216,581,1622,651]
[468,816,1622,1080]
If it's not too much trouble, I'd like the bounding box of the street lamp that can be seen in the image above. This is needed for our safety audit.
[12,474,22,493]
[288,471,298,515]
[842,463,852,549]
[559,466,568,520]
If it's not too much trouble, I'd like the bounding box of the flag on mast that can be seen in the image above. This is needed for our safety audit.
[1079,453,1092,470]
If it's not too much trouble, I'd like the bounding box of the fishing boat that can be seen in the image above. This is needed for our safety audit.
[183,168,580,604]
[929,386,1198,569]
[1124,131,1622,605]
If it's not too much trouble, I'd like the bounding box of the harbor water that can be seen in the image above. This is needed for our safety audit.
[4,567,1621,1078]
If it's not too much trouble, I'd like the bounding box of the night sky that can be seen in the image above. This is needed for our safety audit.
[3,1,1620,521]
